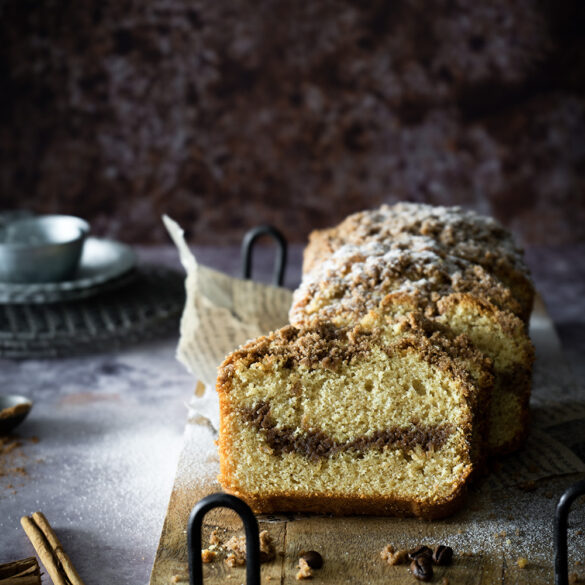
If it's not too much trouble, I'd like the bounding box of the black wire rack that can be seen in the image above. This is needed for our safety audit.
[0,264,185,358]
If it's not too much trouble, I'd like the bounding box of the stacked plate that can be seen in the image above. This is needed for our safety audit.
[0,238,137,304]
[0,237,185,358]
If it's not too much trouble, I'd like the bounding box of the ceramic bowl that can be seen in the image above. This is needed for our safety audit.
[0,215,90,283]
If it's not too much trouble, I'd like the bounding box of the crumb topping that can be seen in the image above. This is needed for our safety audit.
[292,240,522,326]
[307,202,530,278]
[218,322,378,379]
[217,317,484,393]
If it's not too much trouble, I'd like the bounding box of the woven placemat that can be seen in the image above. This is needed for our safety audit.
[0,264,185,359]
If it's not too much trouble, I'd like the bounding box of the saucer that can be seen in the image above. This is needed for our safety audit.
[0,238,137,304]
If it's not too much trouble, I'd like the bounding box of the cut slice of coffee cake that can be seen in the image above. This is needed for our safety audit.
[290,242,534,455]
[216,321,491,519]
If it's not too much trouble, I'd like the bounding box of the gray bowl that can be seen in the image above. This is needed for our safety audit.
[0,215,90,283]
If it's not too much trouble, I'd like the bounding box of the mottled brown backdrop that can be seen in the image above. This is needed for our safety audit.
[1,0,584,246]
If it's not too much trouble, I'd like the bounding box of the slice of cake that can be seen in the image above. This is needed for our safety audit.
[290,242,534,455]
[434,294,533,454]
[216,321,491,519]
[302,203,534,324]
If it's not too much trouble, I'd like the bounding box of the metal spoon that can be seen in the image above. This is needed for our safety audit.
[0,395,33,434]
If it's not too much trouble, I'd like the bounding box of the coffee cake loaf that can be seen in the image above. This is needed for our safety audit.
[303,203,534,323]
[216,320,492,519]
[290,242,534,455]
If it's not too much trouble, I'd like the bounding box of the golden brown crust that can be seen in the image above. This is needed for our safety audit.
[303,227,337,275]
[219,484,470,521]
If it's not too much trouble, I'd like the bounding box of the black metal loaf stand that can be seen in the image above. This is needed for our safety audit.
[188,493,261,585]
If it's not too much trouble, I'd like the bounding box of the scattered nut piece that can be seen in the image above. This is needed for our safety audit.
[260,530,276,562]
[225,552,245,568]
[225,535,246,555]
[380,544,409,565]
[299,550,323,570]
[209,529,221,546]
[296,557,313,580]
[222,530,275,565]
[517,557,528,569]
[201,549,217,563]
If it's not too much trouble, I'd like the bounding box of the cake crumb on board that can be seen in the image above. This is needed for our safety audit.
[296,557,313,580]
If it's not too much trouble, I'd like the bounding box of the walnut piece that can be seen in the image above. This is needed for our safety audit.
[259,530,276,562]
[296,557,313,580]
[225,552,245,568]
[209,529,221,546]
[201,549,217,563]
[380,544,409,565]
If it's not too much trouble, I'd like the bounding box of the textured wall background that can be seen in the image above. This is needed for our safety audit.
[1,0,584,245]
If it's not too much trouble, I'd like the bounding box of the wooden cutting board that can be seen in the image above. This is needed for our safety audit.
[149,298,585,584]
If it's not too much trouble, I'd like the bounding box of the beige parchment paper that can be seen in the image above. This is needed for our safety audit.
[164,216,292,388]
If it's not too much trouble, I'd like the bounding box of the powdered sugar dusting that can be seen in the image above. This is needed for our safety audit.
[305,202,530,277]
[290,238,514,325]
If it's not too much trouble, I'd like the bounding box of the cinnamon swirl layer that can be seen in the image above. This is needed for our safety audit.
[240,401,454,462]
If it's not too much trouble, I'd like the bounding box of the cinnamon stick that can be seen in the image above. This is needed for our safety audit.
[31,513,84,585]
[20,512,85,585]
[0,557,41,585]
